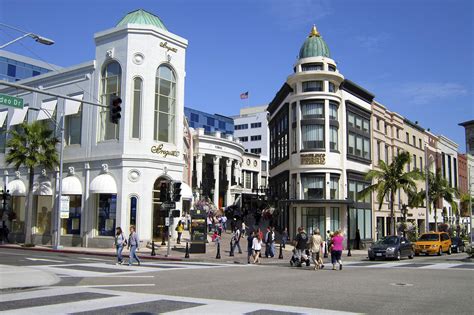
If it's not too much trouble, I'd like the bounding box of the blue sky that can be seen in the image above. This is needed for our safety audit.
[0,0,472,151]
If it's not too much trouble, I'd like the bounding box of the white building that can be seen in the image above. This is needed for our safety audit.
[0,9,191,247]
[232,105,269,187]
[268,26,374,246]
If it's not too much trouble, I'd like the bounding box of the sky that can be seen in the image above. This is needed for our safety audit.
[0,0,472,152]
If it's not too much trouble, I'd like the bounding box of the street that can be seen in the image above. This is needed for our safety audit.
[0,248,472,314]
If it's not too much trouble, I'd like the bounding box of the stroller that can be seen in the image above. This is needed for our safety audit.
[290,248,311,267]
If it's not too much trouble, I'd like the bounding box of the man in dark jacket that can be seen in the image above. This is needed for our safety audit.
[294,227,308,266]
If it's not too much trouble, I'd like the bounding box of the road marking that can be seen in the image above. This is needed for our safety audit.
[104,275,155,278]
[26,257,65,263]
[79,257,111,262]
[78,284,156,288]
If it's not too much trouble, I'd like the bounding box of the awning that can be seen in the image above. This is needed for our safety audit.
[62,176,83,195]
[36,99,57,121]
[0,110,7,127]
[33,179,53,195]
[8,106,29,126]
[181,182,193,199]
[64,94,83,116]
[90,173,117,194]
[7,179,27,196]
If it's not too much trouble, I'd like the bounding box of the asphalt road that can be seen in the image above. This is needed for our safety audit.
[0,248,472,315]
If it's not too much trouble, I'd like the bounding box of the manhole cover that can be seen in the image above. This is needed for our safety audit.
[390,283,413,287]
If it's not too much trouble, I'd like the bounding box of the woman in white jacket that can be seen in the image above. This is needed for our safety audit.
[252,231,262,264]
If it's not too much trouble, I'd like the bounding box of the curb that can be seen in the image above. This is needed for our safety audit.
[0,245,183,262]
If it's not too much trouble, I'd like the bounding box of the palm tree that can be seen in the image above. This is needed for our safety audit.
[410,170,459,232]
[5,121,59,243]
[359,151,422,235]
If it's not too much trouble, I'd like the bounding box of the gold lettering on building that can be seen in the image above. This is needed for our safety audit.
[160,42,178,53]
[301,153,326,165]
[151,144,180,158]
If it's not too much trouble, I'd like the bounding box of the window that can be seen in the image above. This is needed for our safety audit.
[35,196,52,234]
[330,126,338,151]
[190,113,199,122]
[130,196,137,226]
[406,132,409,143]
[131,77,142,139]
[330,207,340,231]
[328,82,336,92]
[384,124,388,135]
[419,139,422,148]
[376,141,381,164]
[32,70,40,76]
[261,161,267,172]
[291,103,297,123]
[350,208,372,239]
[330,176,339,199]
[301,101,324,119]
[302,207,325,236]
[97,194,117,236]
[302,124,324,149]
[61,195,81,235]
[413,154,417,169]
[65,103,82,145]
[412,135,416,146]
[251,135,262,141]
[385,145,389,163]
[250,148,262,154]
[302,174,325,199]
[329,101,338,120]
[7,64,16,77]
[269,108,289,167]
[251,122,262,128]
[302,81,323,92]
[235,124,248,130]
[376,119,380,130]
[348,133,370,160]
[396,128,400,139]
[99,61,121,141]
[302,63,323,71]
[348,179,371,203]
[348,134,355,155]
[420,156,423,171]
[239,136,248,142]
[207,117,215,126]
[155,65,176,143]
[348,113,355,127]
[328,64,336,72]
[218,121,226,130]
[347,108,370,161]
[244,171,251,189]
[454,157,458,188]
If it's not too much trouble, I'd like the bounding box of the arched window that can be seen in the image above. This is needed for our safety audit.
[130,196,138,226]
[131,77,142,139]
[99,61,121,141]
[154,65,176,143]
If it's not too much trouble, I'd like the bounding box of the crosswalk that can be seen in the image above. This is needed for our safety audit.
[0,286,355,315]
[342,261,474,270]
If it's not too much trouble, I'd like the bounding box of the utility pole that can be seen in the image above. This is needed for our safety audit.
[424,144,430,233]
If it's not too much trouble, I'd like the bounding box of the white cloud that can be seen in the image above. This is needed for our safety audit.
[268,0,333,28]
[400,82,468,105]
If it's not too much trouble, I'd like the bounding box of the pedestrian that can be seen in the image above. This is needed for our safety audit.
[247,230,254,264]
[128,225,141,266]
[293,227,308,267]
[330,230,344,270]
[221,215,227,232]
[326,230,332,255]
[265,226,275,258]
[232,226,243,254]
[207,216,212,233]
[211,230,220,244]
[186,213,191,230]
[355,229,361,250]
[252,231,263,264]
[175,220,184,244]
[114,227,126,265]
[309,229,324,270]
[241,221,247,237]
[281,227,288,248]
[257,227,264,242]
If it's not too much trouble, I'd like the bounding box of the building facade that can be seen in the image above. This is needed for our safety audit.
[0,9,191,247]
[184,107,234,136]
[0,50,57,82]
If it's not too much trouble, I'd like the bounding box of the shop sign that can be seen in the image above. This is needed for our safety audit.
[301,153,325,165]
[160,42,178,53]
[151,144,180,158]
[60,196,70,219]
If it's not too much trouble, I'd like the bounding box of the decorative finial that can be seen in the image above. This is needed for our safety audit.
[102,164,109,173]
[309,24,320,37]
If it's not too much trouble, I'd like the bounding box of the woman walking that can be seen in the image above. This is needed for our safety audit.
[176,220,184,244]
[330,230,344,270]
[114,227,126,265]
[128,225,141,266]
[309,229,324,270]
[252,231,263,264]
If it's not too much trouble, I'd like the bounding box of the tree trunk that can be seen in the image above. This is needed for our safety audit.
[390,190,395,235]
[433,202,438,232]
[24,168,35,244]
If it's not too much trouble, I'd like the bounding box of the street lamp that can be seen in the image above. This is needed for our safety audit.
[0,23,54,49]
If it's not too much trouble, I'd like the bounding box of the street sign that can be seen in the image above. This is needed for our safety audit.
[162,201,175,210]
[165,217,170,226]
[60,196,70,219]
[0,94,24,109]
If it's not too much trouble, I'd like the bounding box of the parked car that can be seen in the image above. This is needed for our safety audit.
[414,232,451,256]
[466,242,474,258]
[368,235,414,261]
[450,237,465,253]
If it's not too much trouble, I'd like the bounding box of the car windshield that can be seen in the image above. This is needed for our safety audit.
[419,234,439,241]
[377,236,399,245]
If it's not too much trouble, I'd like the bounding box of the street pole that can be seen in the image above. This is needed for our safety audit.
[469,161,473,243]
[424,144,430,233]
[53,103,65,250]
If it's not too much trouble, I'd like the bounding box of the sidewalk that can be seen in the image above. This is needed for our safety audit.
[0,265,59,290]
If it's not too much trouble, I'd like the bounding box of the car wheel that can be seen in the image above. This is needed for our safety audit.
[438,248,442,256]
[369,257,375,261]
[447,247,452,255]
[408,251,414,259]
[396,250,401,261]
[415,252,419,256]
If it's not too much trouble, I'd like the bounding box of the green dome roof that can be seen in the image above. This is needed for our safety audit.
[117,9,167,31]
[299,25,330,59]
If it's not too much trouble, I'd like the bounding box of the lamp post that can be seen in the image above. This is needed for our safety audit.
[0,23,54,49]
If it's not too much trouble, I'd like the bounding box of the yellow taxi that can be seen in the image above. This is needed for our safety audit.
[414,232,452,256]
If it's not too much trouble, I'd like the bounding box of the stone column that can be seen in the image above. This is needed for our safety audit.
[226,159,232,206]
[196,154,204,188]
[213,156,220,207]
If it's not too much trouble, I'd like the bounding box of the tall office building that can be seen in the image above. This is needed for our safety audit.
[0,50,57,82]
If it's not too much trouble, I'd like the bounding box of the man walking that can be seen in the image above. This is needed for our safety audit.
[232,226,243,254]
[293,227,308,267]
[128,225,141,266]
[265,227,275,258]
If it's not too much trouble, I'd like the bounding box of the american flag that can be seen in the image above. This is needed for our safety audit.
[240,91,249,99]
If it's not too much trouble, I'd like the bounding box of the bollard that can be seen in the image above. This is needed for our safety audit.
[278,243,283,259]
[324,242,328,258]
[229,240,234,257]
[151,240,156,256]
[347,245,352,257]
[185,242,190,258]
[216,242,221,259]
[161,232,166,246]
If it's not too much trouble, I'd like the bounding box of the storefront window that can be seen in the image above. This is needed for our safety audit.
[350,208,372,240]
[61,195,81,235]
[302,207,325,236]
[302,124,324,149]
[35,196,52,234]
[10,196,25,233]
[330,177,339,199]
[330,207,340,232]
[97,194,117,236]
[302,174,325,199]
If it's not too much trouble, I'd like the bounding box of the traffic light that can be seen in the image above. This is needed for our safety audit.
[160,182,170,202]
[172,182,182,202]
[110,95,122,124]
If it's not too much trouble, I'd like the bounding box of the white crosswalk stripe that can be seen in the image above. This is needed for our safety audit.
[343,261,474,270]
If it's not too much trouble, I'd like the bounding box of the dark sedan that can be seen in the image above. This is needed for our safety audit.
[368,236,414,261]
[451,237,465,253]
